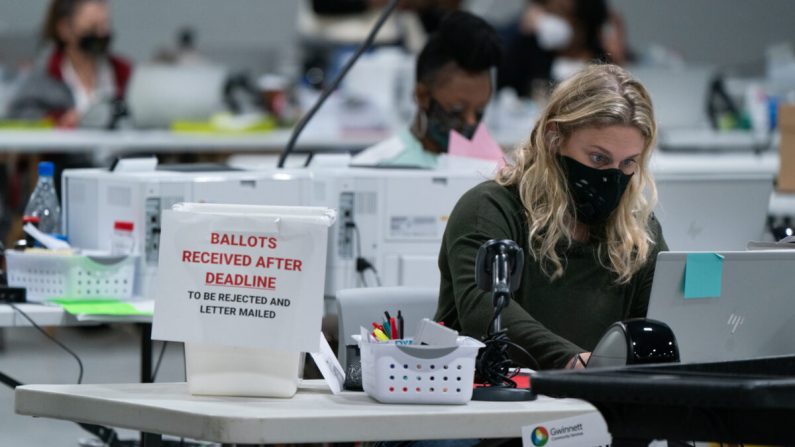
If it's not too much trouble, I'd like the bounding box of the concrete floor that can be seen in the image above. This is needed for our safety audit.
[0,323,188,446]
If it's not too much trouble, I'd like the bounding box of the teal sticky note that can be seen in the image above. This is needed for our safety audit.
[683,253,724,299]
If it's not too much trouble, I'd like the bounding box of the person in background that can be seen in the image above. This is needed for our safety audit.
[303,0,461,52]
[350,10,501,168]
[498,0,628,97]
[436,64,667,370]
[152,27,210,66]
[8,0,132,128]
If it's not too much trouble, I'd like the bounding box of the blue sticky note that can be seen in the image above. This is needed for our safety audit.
[683,253,724,299]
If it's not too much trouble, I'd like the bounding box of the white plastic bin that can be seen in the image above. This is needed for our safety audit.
[153,203,335,398]
[5,250,136,302]
[358,336,484,404]
[184,343,303,398]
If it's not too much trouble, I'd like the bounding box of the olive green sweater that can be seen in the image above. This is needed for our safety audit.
[435,181,667,370]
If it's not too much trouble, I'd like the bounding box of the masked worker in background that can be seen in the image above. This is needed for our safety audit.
[499,0,628,97]
[9,0,132,128]
[350,10,502,169]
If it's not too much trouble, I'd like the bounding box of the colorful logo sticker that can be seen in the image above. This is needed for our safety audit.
[531,426,549,446]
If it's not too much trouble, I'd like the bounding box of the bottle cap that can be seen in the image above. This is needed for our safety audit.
[38,161,55,177]
[22,215,40,224]
[114,221,134,231]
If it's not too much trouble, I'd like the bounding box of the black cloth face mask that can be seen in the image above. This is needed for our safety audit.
[558,155,633,225]
[425,98,481,152]
[78,32,113,57]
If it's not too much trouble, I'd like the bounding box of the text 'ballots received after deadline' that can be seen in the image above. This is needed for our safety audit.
[152,203,336,352]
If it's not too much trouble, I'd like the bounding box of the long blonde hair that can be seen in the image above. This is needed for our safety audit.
[497,64,658,284]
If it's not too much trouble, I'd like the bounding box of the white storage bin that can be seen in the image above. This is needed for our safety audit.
[184,342,303,398]
[5,250,136,302]
[154,203,335,398]
[358,336,484,404]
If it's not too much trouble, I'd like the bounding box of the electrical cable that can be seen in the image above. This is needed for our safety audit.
[0,308,193,446]
[476,295,540,387]
[9,302,84,384]
[352,223,363,258]
[0,305,127,445]
[0,370,22,388]
[351,221,369,287]
[351,223,382,286]
[370,268,382,287]
[150,341,169,382]
[277,0,400,168]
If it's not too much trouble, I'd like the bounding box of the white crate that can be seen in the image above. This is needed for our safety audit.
[358,336,484,404]
[5,251,136,302]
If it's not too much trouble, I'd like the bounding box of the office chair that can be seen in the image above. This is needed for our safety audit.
[335,286,438,373]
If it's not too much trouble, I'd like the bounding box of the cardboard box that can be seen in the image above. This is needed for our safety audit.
[779,104,795,192]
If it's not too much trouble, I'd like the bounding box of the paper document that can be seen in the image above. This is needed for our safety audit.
[448,123,505,166]
[310,332,346,394]
[51,298,153,316]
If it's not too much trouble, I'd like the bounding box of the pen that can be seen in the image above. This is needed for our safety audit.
[384,311,391,322]
[397,310,404,340]
[389,316,398,339]
[372,322,385,333]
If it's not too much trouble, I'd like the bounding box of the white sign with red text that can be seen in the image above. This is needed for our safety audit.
[152,203,336,352]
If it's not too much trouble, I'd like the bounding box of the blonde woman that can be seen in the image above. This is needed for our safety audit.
[435,63,667,370]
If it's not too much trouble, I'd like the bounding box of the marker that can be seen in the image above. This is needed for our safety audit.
[382,320,391,338]
[397,310,404,340]
[389,316,398,339]
[372,328,389,341]
[372,322,385,333]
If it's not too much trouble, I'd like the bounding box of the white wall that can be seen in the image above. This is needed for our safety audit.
[0,0,300,74]
[0,1,793,72]
[611,0,795,70]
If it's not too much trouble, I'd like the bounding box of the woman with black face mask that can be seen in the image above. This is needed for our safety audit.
[435,64,669,370]
[9,0,131,128]
[350,10,501,169]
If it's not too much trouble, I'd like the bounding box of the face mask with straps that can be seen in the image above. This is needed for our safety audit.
[558,155,633,225]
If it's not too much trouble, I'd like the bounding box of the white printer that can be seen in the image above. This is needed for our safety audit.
[62,166,490,298]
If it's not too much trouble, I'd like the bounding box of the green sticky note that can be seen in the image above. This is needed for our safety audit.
[683,253,724,299]
[50,298,152,316]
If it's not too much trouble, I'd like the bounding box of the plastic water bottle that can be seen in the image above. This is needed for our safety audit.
[23,161,61,234]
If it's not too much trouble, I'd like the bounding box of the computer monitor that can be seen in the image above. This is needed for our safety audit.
[629,65,715,130]
[646,250,795,363]
[629,65,764,151]
[126,64,228,129]
[653,173,773,251]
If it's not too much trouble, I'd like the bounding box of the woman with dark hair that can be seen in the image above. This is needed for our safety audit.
[499,0,628,97]
[9,0,132,128]
[351,10,502,168]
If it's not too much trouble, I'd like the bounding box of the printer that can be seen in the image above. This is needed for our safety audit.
[62,166,490,299]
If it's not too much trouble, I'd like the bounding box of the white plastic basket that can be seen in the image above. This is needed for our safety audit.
[5,250,137,302]
[358,336,484,404]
